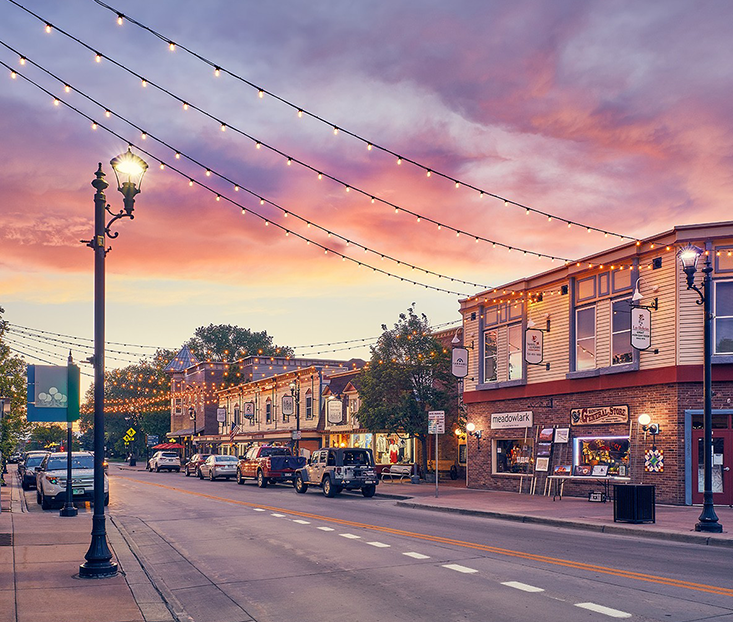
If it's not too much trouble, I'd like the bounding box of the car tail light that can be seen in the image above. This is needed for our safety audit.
[336,467,342,475]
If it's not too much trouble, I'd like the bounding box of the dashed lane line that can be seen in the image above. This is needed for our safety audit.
[404,552,431,560]
[575,603,632,618]
[292,519,310,524]
[366,541,391,548]
[126,478,733,598]
[443,564,479,574]
[340,533,361,539]
[317,527,335,532]
[501,581,545,593]
[271,513,285,517]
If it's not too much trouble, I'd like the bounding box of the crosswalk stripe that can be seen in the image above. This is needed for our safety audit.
[575,603,631,618]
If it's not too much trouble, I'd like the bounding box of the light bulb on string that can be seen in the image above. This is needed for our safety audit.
[116,13,124,25]
[169,42,176,51]
[214,66,221,77]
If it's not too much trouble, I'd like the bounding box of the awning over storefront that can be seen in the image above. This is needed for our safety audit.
[152,443,184,450]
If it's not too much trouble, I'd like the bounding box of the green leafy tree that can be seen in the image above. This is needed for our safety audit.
[80,349,174,458]
[27,423,66,450]
[185,324,293,362]
[356,305,453,478]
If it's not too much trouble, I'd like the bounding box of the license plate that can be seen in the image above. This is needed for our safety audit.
[72,488,85,495]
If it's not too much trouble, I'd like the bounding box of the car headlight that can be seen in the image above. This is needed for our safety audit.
[45,475,59,485]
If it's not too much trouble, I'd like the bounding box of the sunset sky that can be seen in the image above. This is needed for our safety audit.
[1,1,732,377]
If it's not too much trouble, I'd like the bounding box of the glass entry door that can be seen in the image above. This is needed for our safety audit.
[692,430,732,505]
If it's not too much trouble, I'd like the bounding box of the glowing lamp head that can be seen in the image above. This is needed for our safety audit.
[638,413,651,426]
[466,422,476,433]
[110,149,148,211]
[678,243,703,289]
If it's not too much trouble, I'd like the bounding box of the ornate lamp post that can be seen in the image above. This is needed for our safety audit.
[678,243,723,533]
[289,379,301,452]
[79,149,148,578]
[189,405,197,457]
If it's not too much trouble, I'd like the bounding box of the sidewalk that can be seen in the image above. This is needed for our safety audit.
[0,466,173,622]
[377,479,733,547]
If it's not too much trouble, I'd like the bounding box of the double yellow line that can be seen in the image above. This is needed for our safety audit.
[128,478,733,598]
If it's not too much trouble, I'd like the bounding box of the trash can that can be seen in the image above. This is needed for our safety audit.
[613,484,655,523]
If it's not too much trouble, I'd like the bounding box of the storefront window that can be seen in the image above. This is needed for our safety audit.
[351,433,373,451]
[507,324,523,380]
[576,306,596,370]
[715,281,733,354]
[611,298,633,365]
[573,436,630,476]
[493,439,533,474]
[484,330,498,382]
[374,433,413,464]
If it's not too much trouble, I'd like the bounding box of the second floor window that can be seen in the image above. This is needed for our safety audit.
[265,399,272,424]
[576,306,596,371]
[715,280,733,354]
[484,330,498,382]
[612,298,633,365]
[305,392,313,419]
[507,324,523,380]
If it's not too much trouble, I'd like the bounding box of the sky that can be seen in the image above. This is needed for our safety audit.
[1,0,732,381]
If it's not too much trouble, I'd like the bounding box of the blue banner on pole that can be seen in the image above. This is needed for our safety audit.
[26,364,80,422]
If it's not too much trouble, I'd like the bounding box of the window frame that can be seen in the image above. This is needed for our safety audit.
[714,280,733,355]
[507,323,523,381]
[483,329,498,383]
[611,296,633,366]
[575,305,596,371]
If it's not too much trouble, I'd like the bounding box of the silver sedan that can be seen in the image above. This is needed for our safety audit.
[198,455,239,481]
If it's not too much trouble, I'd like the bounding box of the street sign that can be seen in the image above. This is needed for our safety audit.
[291,430,302,440]
[428,410,445,434]
[282,395,295,417]
[123,434,132,443]
[126,427,136,437]
[216,408,226,423]
[631,307,652,351]
[147,435,159,446]
[525,328,544,364]
[451,348,469,378]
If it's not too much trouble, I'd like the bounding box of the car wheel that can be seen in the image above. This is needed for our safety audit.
[256,470,268,488]
[208,469,215,481]
[185,467,190,477]
[361,485,376,498]
[323,476,336,498]
[156,465,161,473]
[236,469,244,485]
[175,468,180,473]
[41,490,52,510]
[294,474,308,494]
[198,468,204,480]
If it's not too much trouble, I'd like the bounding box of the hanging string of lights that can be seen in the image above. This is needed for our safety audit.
[6,322,164,350]
[1,60,479,297]
[80,0,639,243]
[5,343,95,377]
[0,38,579,268]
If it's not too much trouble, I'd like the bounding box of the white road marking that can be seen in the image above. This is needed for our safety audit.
[271,513,285,517]
[575,603,631,618]
[442,564,478,574]
[292,519,310,524]
[317,527,335,532]
[403,552,430,560]
[366,541,390,548]
[339,533,361,539]
[501,581,545,593]
[253,508,266,512]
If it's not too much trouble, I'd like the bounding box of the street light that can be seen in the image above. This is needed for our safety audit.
[79,150,148,579]
[677,243,722,533]
[289,379,301,452]
[189,405,197,457]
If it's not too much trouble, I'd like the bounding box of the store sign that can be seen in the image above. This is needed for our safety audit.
[570,404,629,426]
[525,328,544,364]
[451,348,469,378]
[282,395,294,417]
[428,410,445,434]
[631,307,652,351]
[327,399,343,424]
[216,408,226,422]
[243,402,255,419]
[490,410,533,429]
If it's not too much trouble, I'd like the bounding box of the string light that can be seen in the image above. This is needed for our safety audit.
[16,0,639,244]
[44,23,52,33]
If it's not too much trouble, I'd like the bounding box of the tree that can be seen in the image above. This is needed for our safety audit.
[185,324,293,362]
[356,305,453,479]
[0,306,31,482]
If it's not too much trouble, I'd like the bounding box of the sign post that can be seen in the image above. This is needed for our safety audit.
[428,411,445,498]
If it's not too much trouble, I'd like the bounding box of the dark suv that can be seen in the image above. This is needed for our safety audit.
[18,451,49,490]
[183,454,211,477]
[294,448,378,497]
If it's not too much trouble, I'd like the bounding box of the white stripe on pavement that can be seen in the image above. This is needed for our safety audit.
[253,508,265,512]
[442,564,478,574]
[501,581,545,593]
[403,552,430,560]
[366,541,390,548]
[271,513,285,517]
[339,533,361,539]
[575,603,631,618]
[317,527,335,532]
[292,519,310,524]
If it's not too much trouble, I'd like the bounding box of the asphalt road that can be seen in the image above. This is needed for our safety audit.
[27,466,733,622]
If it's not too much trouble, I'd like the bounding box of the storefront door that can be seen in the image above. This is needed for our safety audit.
[691,418,733,505]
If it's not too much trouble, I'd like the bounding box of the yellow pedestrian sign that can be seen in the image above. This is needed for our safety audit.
[126,427,136,437]
[123,434,132,442]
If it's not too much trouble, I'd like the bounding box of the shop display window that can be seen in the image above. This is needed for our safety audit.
[573,436,630,477]
[493,438,533,475]
[351,433,373,451]
[374,433,413,464]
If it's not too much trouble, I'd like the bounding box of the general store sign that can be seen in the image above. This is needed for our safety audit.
[490,410,533,429]
[570,404,629,426]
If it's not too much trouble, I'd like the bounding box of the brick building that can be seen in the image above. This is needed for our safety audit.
[459,222,733,505]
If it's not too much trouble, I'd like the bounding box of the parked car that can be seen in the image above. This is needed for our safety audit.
[183,454,211,477]
[147,451,181,472]
[8,452,22,464]
[236,445,306,487]
[294,447,378,497]
[198,455,239,480]
[35,451,109,510]
[18,451,49,490]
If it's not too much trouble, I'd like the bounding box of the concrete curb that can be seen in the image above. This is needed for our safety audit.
[394,500,733,548]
